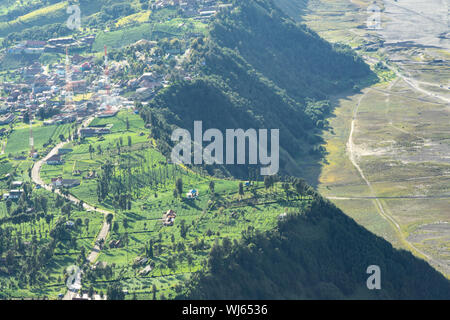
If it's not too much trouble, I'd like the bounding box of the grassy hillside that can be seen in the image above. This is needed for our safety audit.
[91,18,207,51]
[5,123,72,156]
[31,109,310,299]
[1,0,148,44]
[0,1,68,37]
[179,197,450,299]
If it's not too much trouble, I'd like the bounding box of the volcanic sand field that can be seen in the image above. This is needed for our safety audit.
[295,0,450,275]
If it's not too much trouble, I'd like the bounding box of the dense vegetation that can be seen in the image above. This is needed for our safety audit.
[179,197,450,299]
[0,185,98,299]
[1,0,446,301]
[143,0,373,179]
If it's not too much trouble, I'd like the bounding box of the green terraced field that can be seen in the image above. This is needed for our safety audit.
[36,110,312,299]
[5,123,72,156]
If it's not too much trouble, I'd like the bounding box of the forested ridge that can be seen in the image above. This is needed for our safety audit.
[178,196,450,299]
[142,0,373,178]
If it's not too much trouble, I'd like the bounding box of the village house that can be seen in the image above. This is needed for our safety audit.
[79,35,96,46]
[70,80,87,93]
[24,47,44,55]
[71,293,106,301]
[278,212,288,221]
[43,120,55,126]
[139,79,162,90]
[163,209,177,226]
[11,181,23,188]
[0,113,16,125]
[93,261,108,270]
[83,170,97,180]
[52,114,76,124]
[3,189,23,200]
[80,127,111,138]
[97,109,119,118]
[109,239,122,248]
[0,104,10,114]
[24,40,47,48]
[23,62,43,82]
[8,44,25,55]
[46,155,64,165]
[48,37,75,46]
[186,189,199,199]
[139,265,152,276]
[51,177,81,189]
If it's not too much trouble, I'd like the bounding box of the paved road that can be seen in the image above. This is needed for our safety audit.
[30,117,114,300]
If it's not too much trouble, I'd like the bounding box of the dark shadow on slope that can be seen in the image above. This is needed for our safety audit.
[178,197,450,300]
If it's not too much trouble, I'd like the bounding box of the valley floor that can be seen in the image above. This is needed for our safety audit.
[297,0,450,276]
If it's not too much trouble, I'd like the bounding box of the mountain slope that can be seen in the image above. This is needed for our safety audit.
[143,0,373,179]
[209,0,368,100]
[273,0,308,21]
[178,197,450,299]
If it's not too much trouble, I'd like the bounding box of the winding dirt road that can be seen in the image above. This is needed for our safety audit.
[30,117,114,300]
